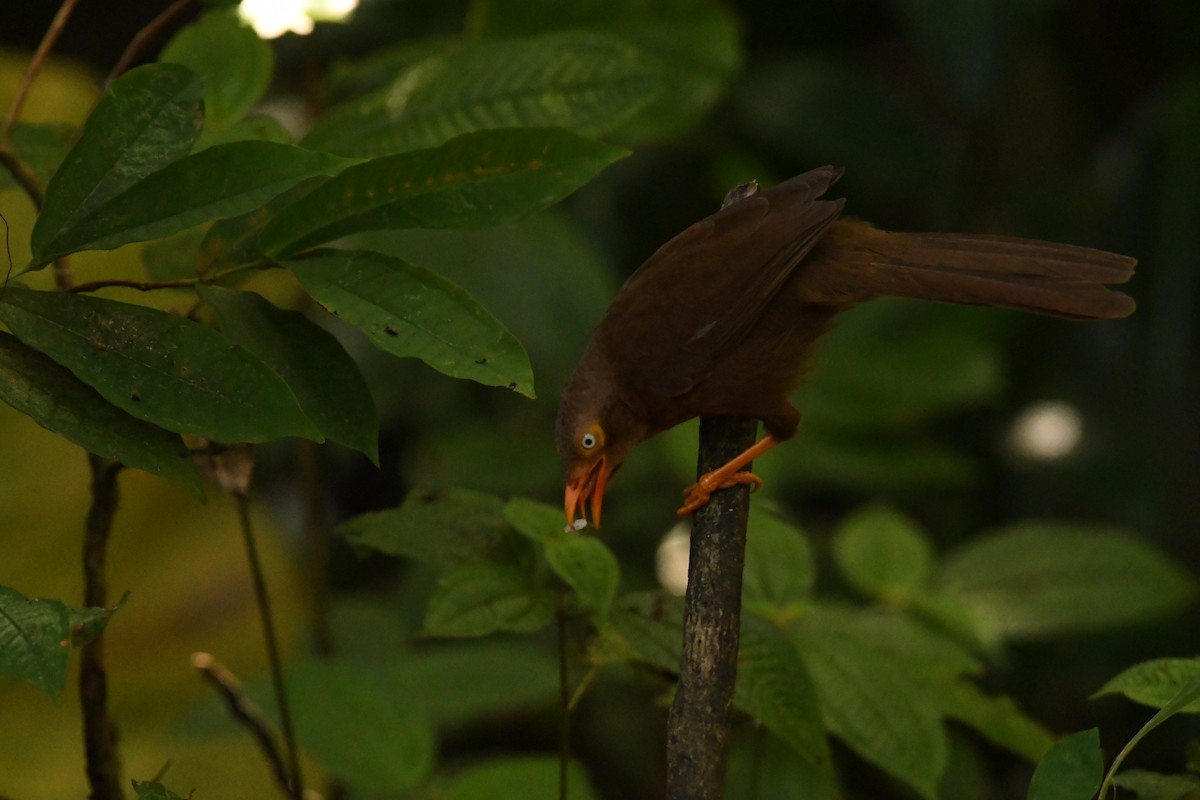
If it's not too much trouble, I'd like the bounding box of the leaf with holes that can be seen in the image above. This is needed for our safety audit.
[0,332,202,496]
[262,127,627,256]
[0,586,110,696]
[200,286,379,461]
[0,286,319,443]
[288,249,534,397]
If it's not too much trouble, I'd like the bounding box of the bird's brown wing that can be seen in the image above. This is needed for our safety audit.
[597,166,846,400]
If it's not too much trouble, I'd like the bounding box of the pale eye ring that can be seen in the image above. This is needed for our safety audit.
[581,433,598,449]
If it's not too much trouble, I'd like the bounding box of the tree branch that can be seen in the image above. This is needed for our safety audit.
[665,415,758,800]
[81,454,124,800]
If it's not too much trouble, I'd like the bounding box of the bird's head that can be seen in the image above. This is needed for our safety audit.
[555,358,644,529]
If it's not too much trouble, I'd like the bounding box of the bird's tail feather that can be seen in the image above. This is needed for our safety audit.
[863,232,1137,320]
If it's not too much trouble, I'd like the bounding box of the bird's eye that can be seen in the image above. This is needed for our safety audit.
[581,433,597,449]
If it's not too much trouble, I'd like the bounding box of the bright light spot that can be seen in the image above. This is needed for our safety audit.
[238,0,358,39]
[656,523,691,596]
[1010,400,1084,460]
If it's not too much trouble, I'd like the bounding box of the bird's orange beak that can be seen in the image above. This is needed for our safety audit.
[564,455,610,529]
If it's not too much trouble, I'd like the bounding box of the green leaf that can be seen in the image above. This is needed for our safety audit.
[940,681,1055,763]
[1027,729,1102,800]
[547,535,619,619]
[391,641,558,727]
[195,178,323,275]
[832,504,935,602]
[0,122,76,190]
[503,497,620,618]
[200,285,379,461]
[0,586,108,696]
[32,63,204,265]
[36,141,350,259]
[735,614,830,766]
[131,779,187,800]
[159,9,274,130]
[792,616,947,800]
[1101,679,1200,798]
[609,591,684,672]
[1095,659,1200,714]
[424,561,556,637]
[288,249,535,397]
[336,488,516,565]
[0,331,203,496]
[742,511,816,616]
[470,0,742,143]
[938,523,1197,642]
[449,756,598,800]
[263,127,628,256]
[287,658,435,793]
[1112,770,1200,800]
[303,30,660,157]
[0,286,320,443]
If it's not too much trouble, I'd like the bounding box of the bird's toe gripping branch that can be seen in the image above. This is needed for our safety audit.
[677,470,762,516]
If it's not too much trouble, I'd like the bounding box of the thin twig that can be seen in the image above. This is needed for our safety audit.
[664,415,758,800]
[1,0,82,141]
[296,440,334,655]
[556,589,571,800]
[192,652,295,797]
[81,454,125,800]
[68,277,199,294]
[107,0,197,83]
[0,146,44,209]
[235,494,305,799]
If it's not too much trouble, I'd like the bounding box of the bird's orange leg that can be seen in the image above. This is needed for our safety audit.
[677,434,780,516]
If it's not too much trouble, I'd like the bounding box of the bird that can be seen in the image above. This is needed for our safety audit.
[555,166,1136,528]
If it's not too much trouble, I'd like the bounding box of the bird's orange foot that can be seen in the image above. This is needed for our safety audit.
[676,470,762,516]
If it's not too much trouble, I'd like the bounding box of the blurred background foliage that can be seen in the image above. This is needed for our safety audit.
[1,0,1198,798]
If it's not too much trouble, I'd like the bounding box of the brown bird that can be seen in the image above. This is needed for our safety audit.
[556,166,1135,527]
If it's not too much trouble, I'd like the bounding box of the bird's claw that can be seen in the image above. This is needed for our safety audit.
[676,470,762,516]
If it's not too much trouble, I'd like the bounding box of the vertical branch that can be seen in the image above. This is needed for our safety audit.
[665,415,759,800]
[296,440,334,656]
[80,454,124,800]
[1,0,82,141]
[235,494,304,799]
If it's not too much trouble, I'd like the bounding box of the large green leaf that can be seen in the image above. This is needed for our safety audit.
[0,332,202,496]
[735,614,830,766]
[304,30,659,157]
[939,681,1054,763]
[0,286,320,443]
[938,524,1196,643]
[0,586,109,696]
[35,142,350,260]
[1027,729,1102,800]
[31,63,204,265]
[200,286,379,461]
[262,127,627,256]
[470,0,742,142]
[335,488,516,565]
[742,511,816,617]
[159,9,274,131]
[423,561,557,637]
[504,498,620,618]
[608,591,684,672]
[832,504,935,602]
[288,249,535,397]
[287,659,435,793]
[1094,658,1200,714]
[792,618,947,800]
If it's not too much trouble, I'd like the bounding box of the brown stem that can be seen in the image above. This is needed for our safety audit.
[68,277,198,294]
[1,0,82,141]
[0,145,44,209]
[192,652,297,797]
[296,440,334,655]
[80,454,125,800]
[107,0,197,82]
[665,415,758,800]
[235,494,304,799]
